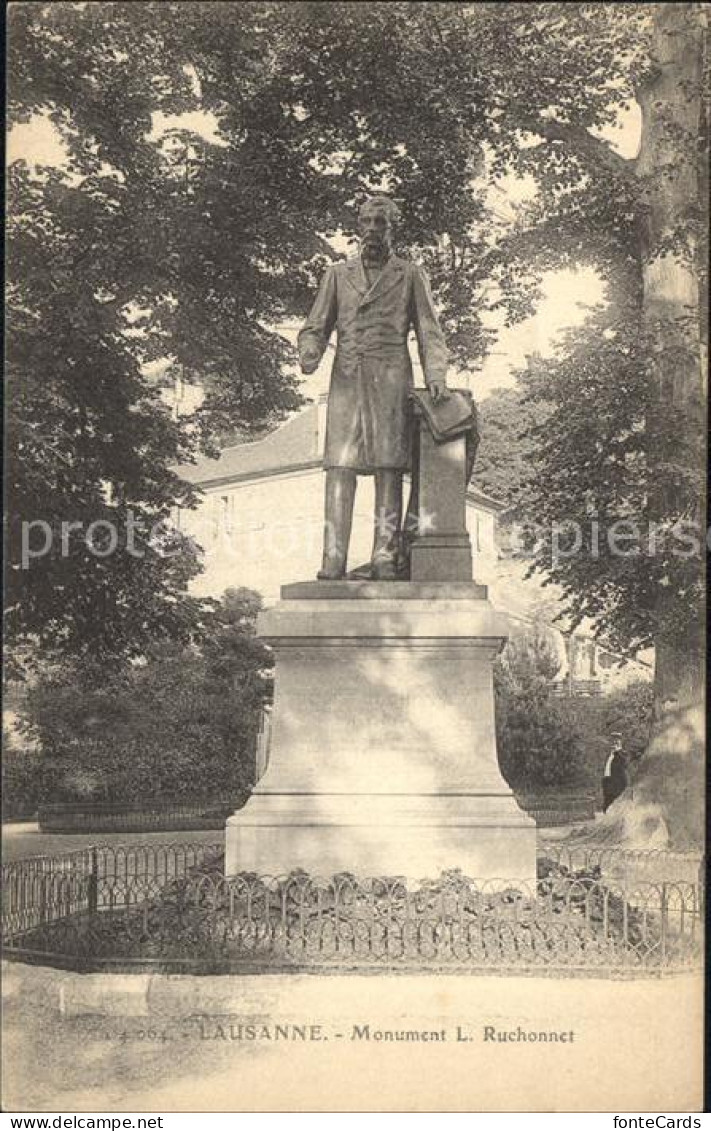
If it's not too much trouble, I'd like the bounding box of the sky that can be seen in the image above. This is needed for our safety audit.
[8,100,640,403]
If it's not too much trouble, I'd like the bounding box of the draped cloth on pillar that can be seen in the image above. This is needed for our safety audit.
[409,386,480,483]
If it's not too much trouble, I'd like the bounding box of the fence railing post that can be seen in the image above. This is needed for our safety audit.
[38,874,48,926]
[660,882,668,964]
[88,847,98,915]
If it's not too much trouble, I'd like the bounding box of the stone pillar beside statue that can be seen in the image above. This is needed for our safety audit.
[406,397,474,582]
[225,394,537,886]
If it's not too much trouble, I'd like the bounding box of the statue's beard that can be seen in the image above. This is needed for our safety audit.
[361,236,389,264]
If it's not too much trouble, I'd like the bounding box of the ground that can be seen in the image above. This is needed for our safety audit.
[1,962,702,1111]
[0,818,599,861]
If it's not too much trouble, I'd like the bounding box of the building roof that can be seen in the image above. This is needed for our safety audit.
[466,487,503,514]
[175,402,503,513]
[175,405,322,487]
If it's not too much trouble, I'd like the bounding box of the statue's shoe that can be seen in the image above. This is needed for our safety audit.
[346,559,409,581]
[346,561,373,580]
[371,560,398,581]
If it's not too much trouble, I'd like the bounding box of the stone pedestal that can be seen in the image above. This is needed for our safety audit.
[225,582,536,885]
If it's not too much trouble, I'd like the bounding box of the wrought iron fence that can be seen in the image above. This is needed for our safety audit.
[551,679,603,698]
[38,799,241,833]
[515,791,596,828]
[1,841,222,938]
[1,841,703,976]
[540,843,705,887]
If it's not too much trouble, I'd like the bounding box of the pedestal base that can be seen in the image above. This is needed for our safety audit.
[226,793,536,884]
[409,533,473,582]
[225,583,536,886]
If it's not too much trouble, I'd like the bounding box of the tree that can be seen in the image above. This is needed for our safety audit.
[517,5,706,673]
[508,4,707,846]
[23,588,273,807]
[6,3,307,670]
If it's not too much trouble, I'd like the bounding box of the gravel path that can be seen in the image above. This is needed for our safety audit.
[2,822,223,863]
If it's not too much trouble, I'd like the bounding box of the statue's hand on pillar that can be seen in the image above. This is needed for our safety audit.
[427,378,450,404]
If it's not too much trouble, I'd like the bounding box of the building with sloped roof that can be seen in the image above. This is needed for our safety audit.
[174,395,502,602]
[173,397,650,694]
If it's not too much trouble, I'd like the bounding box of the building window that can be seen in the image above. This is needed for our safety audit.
[223,494,235,536]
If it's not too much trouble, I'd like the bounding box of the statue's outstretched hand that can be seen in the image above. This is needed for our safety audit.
[427,379,450,404]
[300,351,321,375]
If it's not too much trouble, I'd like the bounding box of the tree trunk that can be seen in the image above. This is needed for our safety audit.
[568,5,706,850]
[639,1,705,660]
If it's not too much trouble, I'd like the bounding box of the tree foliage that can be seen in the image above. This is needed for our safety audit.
[472,360,552,512]
[514,304,705,661]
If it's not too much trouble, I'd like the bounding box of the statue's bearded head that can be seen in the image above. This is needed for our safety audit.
[359,195,400,264]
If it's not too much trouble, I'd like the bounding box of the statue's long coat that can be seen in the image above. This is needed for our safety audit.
[298,254,448,472]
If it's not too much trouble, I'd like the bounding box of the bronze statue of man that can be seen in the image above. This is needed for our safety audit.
[298,195,449,580]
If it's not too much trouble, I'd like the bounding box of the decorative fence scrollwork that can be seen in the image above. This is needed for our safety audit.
[1,842,703,975]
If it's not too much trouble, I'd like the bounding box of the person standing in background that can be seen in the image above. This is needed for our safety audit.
[602,733,628,813]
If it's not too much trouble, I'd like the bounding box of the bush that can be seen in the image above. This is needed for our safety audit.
[24,588,273,807]
[494,626,654,795]
[494,628,586,790]
[1,734,45,819]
